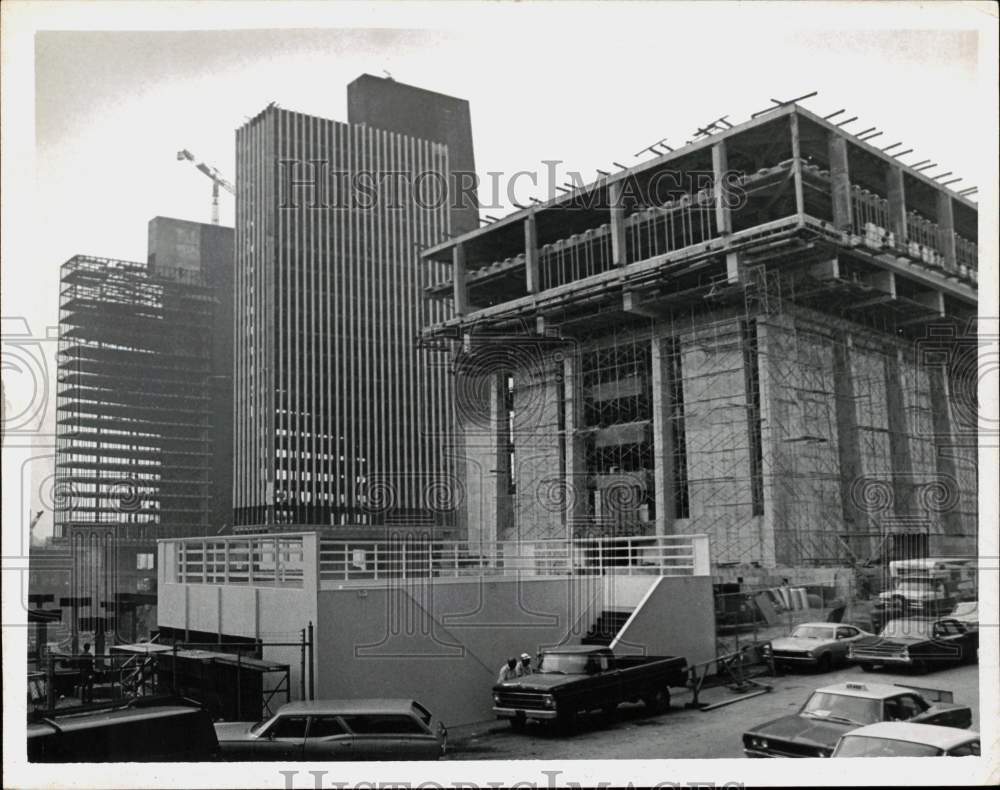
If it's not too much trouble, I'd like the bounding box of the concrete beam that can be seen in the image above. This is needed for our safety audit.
[936,191,957,272]
[860,269,896,297]
[525,213,540,293]
[453,242,469,316]
[609,180,627,266]
[828,133,853,231]
[809,258,840,281]
[712,140,732,236]
[887,166,907,242]
[623,289,662,318]
[913,289,945,316]
[725,251,740,284]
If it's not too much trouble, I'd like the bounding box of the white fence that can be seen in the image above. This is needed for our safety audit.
[160,532,711,589]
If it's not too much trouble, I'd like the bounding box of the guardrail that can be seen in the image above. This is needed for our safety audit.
[159,532,711,588]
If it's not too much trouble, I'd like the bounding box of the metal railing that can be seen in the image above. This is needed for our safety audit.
[160,532,711,588]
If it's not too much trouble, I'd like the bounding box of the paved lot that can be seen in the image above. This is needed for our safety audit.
[445,662,980,760]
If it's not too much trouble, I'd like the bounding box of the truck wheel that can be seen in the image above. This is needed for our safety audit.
[644,689,670,714]
[554,709,577,733]
[817,654,832,673]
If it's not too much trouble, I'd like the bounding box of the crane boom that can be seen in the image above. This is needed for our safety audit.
[177,149,235,224]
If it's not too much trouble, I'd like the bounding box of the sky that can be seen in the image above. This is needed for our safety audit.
[2,2,996,537]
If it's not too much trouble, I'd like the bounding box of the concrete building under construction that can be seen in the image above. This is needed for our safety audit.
[421,103,979,577]
[54,217,234,642]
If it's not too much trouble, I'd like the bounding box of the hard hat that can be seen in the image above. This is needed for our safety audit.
[520,653,532,660]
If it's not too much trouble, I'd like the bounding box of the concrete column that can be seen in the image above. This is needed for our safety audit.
[711,140,732,236]
[928,367,962,536]
[563,352,589,533]
[884,346,915,515]
[608,180,627,266]
[524,213,540,293]
[456,370,508,546]
[789,113,805,217]
[452,243,469,316]
[832,334,868,540]
[828,132,853,231]
[887,166,907,242]
[936,191,957,272]
[650,333,675,536]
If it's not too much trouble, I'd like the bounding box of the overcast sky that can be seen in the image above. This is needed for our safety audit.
[2,1,996,542]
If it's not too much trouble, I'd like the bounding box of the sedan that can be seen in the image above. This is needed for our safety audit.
[848,617,978,673]
[764,622,872,672]
[832,722,980,757]
[214,699,446,761]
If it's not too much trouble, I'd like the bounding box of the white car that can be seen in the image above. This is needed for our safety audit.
[832,722,980,757]
[764,622,872,672]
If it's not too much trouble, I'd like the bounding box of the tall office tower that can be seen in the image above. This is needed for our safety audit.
[233,76,470,528]
[54,217,233,642]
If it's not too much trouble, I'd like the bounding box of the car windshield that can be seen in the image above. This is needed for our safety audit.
[537,653,593,674]
[835,735,940,758]
[894,580,940,593]
[950,602,977,618]
[249,716,273,735]
[801,692,881,726]
[791,626,833,640]
[879,619,933,639]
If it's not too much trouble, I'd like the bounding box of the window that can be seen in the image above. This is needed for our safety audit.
[948,740,980,757]
[340,714,424,735]
[308,717,347,738]
[136,553,154,570]
[836,627,856,639]
[265,715,309,738]
[885,694,927,721]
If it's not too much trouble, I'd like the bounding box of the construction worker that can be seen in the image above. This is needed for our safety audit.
[497,657,518,683]
[517,652,534,676]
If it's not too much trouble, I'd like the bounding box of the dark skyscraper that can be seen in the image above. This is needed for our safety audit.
[233,77,469,529]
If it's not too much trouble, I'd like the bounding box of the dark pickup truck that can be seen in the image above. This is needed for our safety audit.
[492,645,687,729]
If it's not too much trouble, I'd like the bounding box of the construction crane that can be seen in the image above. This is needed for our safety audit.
[176,149,235,225]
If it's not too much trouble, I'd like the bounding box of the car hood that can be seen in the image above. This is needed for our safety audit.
[878,590,941,601]
[747,714,854,748]
[496,673,584,692]
[770,637,829,652]
[213,721,259,742]
[852,635,921,648]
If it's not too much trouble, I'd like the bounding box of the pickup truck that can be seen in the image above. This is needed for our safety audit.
[492,645,687,729]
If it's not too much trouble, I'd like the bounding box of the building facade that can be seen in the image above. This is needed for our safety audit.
[233,76,472,530]
[422,105,979,574]
[54,217,233,641]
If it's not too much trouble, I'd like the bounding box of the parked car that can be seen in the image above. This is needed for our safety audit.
[742,681,972,758]
[831,722,980,758]
[764,622,872,672]
[28,697,219,762]
[492,646,687,729]
[947,601,979,630]
[214,699,446,761]
[848,617,978,673]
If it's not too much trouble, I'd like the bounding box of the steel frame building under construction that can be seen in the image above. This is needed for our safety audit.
[422,102,979,575]
[54,217,233,642]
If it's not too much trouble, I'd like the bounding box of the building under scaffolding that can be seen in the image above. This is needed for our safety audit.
[421,103,979,576]
[53,217,233,646]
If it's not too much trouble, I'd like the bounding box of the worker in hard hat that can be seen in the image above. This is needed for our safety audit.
[517,652,534,677]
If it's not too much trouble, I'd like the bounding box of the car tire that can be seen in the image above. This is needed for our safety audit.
[555,709,577,733]
[644,689,670,714]
[859,662,875,672]
[912,660,929,674]
[817,654,832,673]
